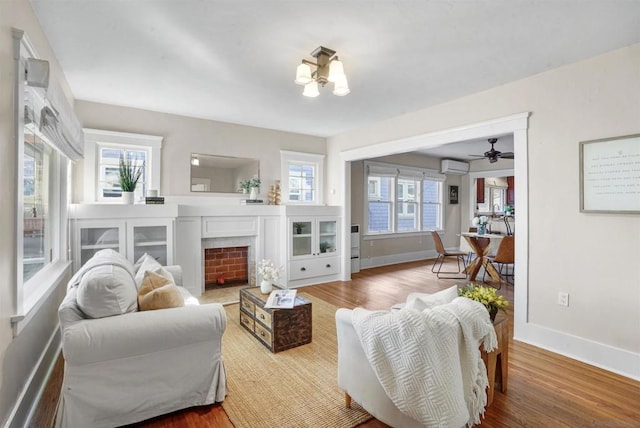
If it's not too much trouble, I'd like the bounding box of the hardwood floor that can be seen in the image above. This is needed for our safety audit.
[35,260,640,427]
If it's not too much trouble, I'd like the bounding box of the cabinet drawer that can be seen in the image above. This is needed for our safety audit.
[255,306,272,328]
[289,256,340,280]
[240,297,255,315]
[240,312,255,331]
[255,323,272,346]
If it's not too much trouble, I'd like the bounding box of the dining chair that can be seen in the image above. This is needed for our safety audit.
[483,235,515,288]
[430,231,467,279]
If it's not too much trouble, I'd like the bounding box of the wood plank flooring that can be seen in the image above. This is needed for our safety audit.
[34,260,640,427]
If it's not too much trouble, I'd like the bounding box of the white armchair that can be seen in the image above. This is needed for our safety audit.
[55,250,227,428]
[335,286,495,428]
[336,307,423,428]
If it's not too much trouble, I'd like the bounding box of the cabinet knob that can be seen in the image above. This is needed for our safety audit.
[259,314,265,319]
[326,264,331,268]
[260,331,265,337]
[300,267,306,271]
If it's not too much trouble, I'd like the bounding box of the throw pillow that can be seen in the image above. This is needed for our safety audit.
[138,270,185,311]
[404,285,459,312]
[134,256,174,289]
[76,263,138,318]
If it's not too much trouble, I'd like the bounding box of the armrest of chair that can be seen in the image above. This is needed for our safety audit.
[62,303,225,366]
[335,308,379,391]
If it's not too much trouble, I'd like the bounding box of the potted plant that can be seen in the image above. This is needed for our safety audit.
[257,259,283,294]
[472,215,489,235]
[248,177,261,200]
[119,154,144,204]
[239,179,251,194]
[458,283,509,322]
[293,223,305,234]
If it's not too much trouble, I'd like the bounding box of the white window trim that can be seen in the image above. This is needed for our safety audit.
[83,128,163,203]
[280,150,325,205]
[12,29,73,336]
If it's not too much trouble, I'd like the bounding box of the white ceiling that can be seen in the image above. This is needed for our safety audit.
[31,1,640,140]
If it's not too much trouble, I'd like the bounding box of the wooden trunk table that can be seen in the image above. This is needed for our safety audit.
[239,287,312,353]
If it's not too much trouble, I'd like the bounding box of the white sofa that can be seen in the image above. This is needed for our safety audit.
[55,249,227,428]
[335,286,495,428]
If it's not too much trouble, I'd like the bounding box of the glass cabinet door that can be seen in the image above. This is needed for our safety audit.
[291,220,313,257]
[318,220,337,254]
[132,225,168,265]
[77,221,126,270]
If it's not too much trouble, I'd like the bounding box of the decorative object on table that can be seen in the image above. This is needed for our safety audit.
[274,180,281,205]
[503,204,513,216]
[579,133,640,214]
[118,154,144,204]
[249,177,261,200]
[264,289,298,309]
[257,259,283,294]
[458,283,509,322]
[239,179,250,194]
[449,185,459,204]
[472,215,489,235]
[267,181,282,205]
[145,196,165,204]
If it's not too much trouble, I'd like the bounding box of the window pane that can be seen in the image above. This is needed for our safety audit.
[368,201,391,233]
[288,161,316,203]
[369,176,392,201]
[423,180,439,203]
[422,203,439,229]
[398,202,418,231]
[98,147,148,201]
[23,126,52,283]
[289,164,302,176]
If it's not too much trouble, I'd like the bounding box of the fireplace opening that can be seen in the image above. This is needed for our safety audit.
[204,246,249,289]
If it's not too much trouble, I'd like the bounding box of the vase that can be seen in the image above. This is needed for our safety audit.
[122,191,134,204]
[260,280,273,294]
[489,307,498,323]
[477,224,486,235]
[249,187,258,200]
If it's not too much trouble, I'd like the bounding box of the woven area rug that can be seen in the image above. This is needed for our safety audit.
[221,294,372,428]
[198,284,249,306]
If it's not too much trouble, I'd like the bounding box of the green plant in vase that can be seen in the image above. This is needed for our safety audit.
[119,155,144,203]
[293,223,305,234]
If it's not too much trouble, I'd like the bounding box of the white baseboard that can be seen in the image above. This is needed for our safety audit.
[515,322,640,381]
[360,250,437,270]
[3,326,61,428]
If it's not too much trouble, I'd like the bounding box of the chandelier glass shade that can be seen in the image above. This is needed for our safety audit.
[294,46,349,97]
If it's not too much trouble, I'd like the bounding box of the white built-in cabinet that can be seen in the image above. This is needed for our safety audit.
[70,204,177,272]
[284,206,341,287]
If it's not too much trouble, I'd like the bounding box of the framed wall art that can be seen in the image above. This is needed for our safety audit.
[579,134,640,214]
[449,185,459,204]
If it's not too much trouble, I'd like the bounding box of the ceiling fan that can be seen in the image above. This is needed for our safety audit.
[471,138,514,163]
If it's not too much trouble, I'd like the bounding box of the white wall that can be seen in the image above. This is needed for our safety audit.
[0,0,75,424]
[73,101,326,202]
[328,44,640,378]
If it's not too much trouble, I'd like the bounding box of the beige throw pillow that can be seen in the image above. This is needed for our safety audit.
[138,270,185,311]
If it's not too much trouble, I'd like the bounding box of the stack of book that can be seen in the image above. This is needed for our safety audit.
[240,199,264,205]
[145,196,165,204]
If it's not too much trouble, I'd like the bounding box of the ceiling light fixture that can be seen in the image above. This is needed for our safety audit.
[295,46,350,97]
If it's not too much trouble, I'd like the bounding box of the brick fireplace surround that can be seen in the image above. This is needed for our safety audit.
[204,246,248,287]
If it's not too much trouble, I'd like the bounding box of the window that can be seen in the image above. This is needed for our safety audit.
[368,176,393,233]
[83,129,162,203]
[98,146,147,201]
[23,124,55,283]
[281,151,324,204]
[365,161,444,235]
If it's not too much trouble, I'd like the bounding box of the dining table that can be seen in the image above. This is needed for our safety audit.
[461,232,505,281]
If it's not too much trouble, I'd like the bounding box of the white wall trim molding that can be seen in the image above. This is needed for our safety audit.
[360,249,438,270]
[3,327,61,428]
[514,323,640,381]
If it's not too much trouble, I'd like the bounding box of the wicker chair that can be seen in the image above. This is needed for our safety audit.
[430,231,467,279]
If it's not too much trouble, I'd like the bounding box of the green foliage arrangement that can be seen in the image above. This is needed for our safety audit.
[249,177,261,188]
[119,155,144,192]
[458,283,509,314]
[239,179,251,191]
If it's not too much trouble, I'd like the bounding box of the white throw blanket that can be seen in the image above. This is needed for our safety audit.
[352,297,497,428]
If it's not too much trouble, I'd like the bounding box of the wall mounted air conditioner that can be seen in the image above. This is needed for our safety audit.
[441,159,470,175]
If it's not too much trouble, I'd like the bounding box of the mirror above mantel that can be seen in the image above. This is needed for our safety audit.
[190,153,260,193]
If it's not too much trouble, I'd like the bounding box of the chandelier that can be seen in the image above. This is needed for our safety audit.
[294,46,350,97]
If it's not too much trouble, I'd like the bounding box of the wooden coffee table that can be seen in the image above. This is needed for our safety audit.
[239,287,312,353]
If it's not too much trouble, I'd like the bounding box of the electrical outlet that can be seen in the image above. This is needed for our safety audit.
[557,292,569,307]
